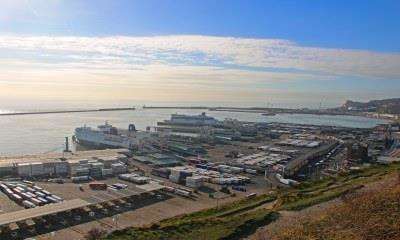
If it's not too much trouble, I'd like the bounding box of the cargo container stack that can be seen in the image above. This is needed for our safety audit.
[217,165,244,174]
[185,176,204,188]
[169,167,193,184]
[54,161,68,176]
[151,168,171,178]
[71,176,91,183]
[89,162,104,178]
[111,162,127,175]
[0,163,15,177]
[17,163,32,177]
[31,162,44,177]
[118,173,150,184]
[101,168,113,177]
[75,167,90,177]
[43,162,55,176]
[169,169,182,183]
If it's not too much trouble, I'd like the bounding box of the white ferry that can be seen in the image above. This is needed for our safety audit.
[159,112,220,126]
[74,122,151,149]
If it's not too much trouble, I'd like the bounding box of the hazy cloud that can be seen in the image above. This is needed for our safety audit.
[0,35,399,79]
[0,34,399,105]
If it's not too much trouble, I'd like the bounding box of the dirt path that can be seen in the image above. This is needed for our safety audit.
[247,172,398,240]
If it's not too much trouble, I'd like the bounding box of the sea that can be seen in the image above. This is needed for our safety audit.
[0,103,387,156]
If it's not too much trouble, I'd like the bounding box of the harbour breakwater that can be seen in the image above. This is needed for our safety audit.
[0,107,136,116]
[143,106,362,116]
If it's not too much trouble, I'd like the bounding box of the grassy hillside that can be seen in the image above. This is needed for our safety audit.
[105,194,278,240]
[268,183,400,240]
[103,163,400,240]
[277,163,397,211]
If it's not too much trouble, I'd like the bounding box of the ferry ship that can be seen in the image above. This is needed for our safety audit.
[74,122,151,149]
[158,112,220,126]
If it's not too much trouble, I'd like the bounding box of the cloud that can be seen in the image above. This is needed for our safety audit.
[0,59,323,90]
[0,34,399,105]
[0,0,63,21]
[0,35,399,79]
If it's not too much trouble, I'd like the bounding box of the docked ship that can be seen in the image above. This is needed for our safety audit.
[74,122,151,149]
[158,112,220,126]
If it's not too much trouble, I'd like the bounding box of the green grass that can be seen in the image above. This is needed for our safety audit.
[271,181,400,240]
[160,193,276,226]
[105,194,278,240]
[105,209,279,240]
[279,163,400,211]
[105,163,400,240]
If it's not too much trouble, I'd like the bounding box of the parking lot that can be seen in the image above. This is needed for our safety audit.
[0,179,168,240]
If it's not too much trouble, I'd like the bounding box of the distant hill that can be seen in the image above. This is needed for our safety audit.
[340,98,400,114]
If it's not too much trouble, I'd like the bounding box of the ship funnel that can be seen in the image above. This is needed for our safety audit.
[64,137,71,152]
[129,124,136,132]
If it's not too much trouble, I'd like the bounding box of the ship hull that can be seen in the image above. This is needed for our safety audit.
[74,124,151,150]
[74,139,122,150]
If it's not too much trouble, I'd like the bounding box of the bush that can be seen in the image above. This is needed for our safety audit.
[85,228,107,240]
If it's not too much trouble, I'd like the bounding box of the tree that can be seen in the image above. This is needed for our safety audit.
[85,228,107,240]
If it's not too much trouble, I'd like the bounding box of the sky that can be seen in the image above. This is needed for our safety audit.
[0,0,399,108]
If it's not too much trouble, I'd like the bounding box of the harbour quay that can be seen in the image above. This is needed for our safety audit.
[0,112,396,240]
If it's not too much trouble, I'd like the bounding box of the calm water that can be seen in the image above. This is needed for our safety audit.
[0,108,386,156]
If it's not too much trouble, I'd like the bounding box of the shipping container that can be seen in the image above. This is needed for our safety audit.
[101,168,113,177]
[15,186,25,192]
[89,182,107,190]
[31,198,43,206]
[75,167,90,176]
[163,186,175,192]
[31,162,44,176]
[151,168,171,178]
[22,180,34,186]
[174,189,191,197]
[21,193,31,200]
[246,193,257,198]
[26,192,36,198]
[111,163,127,174]
[79,159,89,164]
[17,163,32,177]
[45,196,59,203]
[55,161,69,175]
[37,197,49,204]
[5,189,14,195]
[35,191,46,198]
[41,190,51,195]
[130,176,150,184]
[118,173,150,184]
[16,183,26,188]
[22,200,36,208]
[0,184,7,191]
[245,169,257,174]
[33,186,43,191]
[42,162,55,175]
[111,183,128,189]
[0,163,15,177]
[186,176,204,188]
[51,195,63,202]
[71,176,91,183]
[11,194,22,202]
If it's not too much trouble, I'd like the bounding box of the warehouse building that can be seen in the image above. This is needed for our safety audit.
[0,149,128,179]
